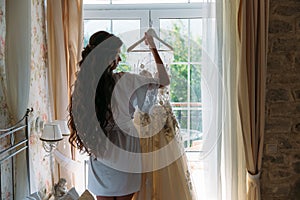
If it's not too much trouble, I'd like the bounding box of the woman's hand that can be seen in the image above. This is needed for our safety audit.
[144,32,156,49]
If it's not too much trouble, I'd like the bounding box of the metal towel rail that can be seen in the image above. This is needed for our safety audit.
[0,108,33,199]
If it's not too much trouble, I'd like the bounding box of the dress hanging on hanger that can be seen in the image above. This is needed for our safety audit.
[126,28,196,199]
[130,71,196,200]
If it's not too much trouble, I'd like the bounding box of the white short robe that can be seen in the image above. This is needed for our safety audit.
[88,72,159,196]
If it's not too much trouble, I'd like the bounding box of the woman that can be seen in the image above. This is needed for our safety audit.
[68,30,169,200]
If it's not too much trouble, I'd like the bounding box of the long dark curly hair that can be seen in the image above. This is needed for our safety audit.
[68,31,123,155]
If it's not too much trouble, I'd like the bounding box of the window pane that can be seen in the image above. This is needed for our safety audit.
[116,63,132,72]
[112,20,140,48]
[83,0,110,4]
[170,64,188,102]
[174,110,187,130]
[190,19,202,62]
[190,0,215,2]
[173,109,188,147]
[112,21,141,68]
[190,110,202,150]
[112,0,188,4]
[160,19,188,62]
[190,64,201,102]
[190,110,202,134]
[83,20,111,46]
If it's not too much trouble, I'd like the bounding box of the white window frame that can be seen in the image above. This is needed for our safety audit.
[83,3,214,43]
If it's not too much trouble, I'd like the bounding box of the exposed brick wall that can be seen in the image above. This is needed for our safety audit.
[262,0,300,199]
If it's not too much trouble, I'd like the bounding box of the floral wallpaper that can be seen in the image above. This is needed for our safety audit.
[28,0,52,197]
[0,0,7,124]
[0,0,13,199]
[0,0,53,198]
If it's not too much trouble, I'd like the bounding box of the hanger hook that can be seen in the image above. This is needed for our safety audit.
[147,28,157,37]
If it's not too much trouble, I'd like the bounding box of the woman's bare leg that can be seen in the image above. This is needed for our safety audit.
[96,193,134,200]
[115,193,134,200]
[96,196,115,200]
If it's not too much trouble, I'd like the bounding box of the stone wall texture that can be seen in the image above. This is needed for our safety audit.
[262,0,300,199]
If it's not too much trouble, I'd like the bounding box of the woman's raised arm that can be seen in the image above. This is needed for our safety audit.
[144,32,170,87]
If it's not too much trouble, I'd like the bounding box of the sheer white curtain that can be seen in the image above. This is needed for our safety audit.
[5,0,31,199]
[200,1,246,200]
[199,1,222,199]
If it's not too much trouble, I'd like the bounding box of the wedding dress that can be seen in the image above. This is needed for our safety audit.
[132,70,196,200]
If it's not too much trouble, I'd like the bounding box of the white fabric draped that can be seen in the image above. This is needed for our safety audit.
[201,1,247,199]
[5,0,31,121]
[53,150,83,172]
[46,0,83,190]
[199,1,222,199]
[5,0,31,199]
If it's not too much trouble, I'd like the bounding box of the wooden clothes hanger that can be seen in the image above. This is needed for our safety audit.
[127,28,174,52]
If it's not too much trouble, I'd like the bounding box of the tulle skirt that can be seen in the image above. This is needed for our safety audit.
[133,108,196,200]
